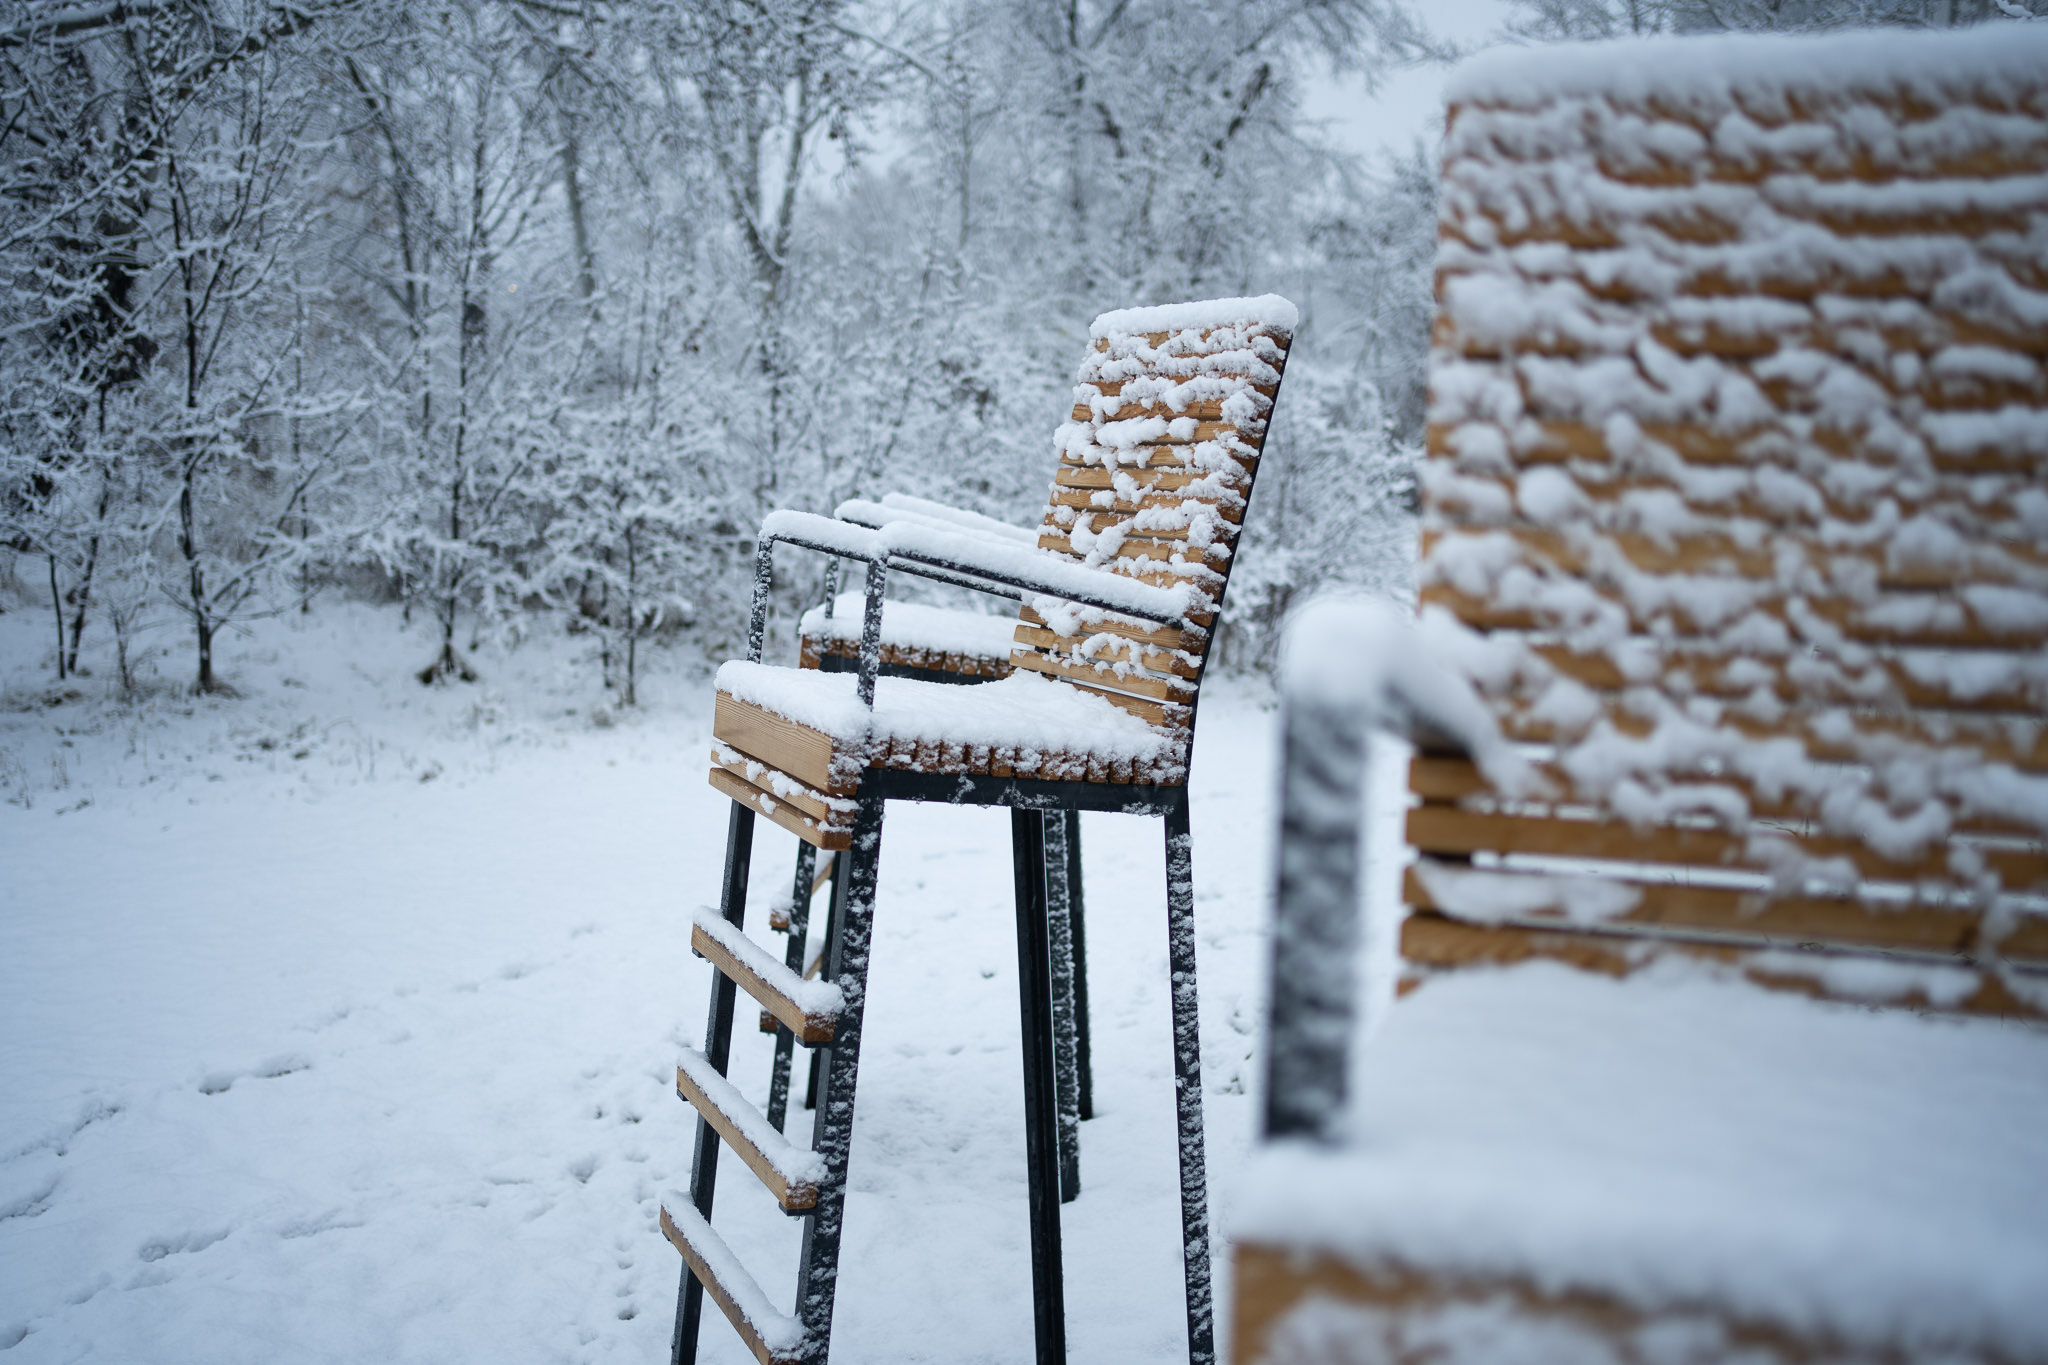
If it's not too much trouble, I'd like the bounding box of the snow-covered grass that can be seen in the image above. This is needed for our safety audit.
[0,600,1283,1363]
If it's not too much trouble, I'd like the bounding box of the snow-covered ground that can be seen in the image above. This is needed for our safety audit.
[0,602,1289,1363]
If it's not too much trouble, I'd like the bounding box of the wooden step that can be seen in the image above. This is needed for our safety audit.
[692,908,842,1045]
[675,1047,825,1212]
[659,1194,806,1365]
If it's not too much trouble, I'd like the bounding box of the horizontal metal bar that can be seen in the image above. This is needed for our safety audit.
[889,548,1180,624]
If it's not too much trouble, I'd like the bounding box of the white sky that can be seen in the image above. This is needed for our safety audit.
[1300,0,1519,162]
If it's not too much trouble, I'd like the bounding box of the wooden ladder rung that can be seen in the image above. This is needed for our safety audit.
[659,1194,806,1365]
[691,909,842,1044]
[675,1048,825,1212]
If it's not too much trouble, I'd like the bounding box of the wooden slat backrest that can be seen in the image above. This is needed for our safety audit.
[1013,304,1294,744]
[1410,63,2048,1015]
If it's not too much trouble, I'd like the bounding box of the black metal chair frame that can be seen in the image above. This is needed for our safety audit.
[674,526,1217,1365]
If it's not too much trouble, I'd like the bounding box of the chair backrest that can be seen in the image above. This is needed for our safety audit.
[1408,39,2048,1017]
[1010,296,1296,753]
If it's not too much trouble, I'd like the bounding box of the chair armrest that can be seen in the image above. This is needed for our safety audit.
[874,521,1192,626]
[758,509,883,563]
[833,493,1039,548]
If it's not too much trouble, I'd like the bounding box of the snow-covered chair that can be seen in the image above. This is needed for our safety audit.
[1233,25,2048,1365]
[668,296,1296,1365]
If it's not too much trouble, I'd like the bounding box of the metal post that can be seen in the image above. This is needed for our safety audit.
[804,869,839,1112]
[747,541,775,664]
[1065,814,1093,1121]
[1162,803,1213,1365]
[1011,808,1067,1364]
[796,794,887,1365]
[1261,694,1369,1143]
[672,802,756,1365]
[766,841,817,1133]
[1043,812,1082,1202]
[856,558,887,709]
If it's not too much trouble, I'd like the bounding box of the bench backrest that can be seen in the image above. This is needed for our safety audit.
[1408,45,2048,1016]
[1011,297,1295,758]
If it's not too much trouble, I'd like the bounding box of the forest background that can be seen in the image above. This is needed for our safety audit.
[3,0,2036,703]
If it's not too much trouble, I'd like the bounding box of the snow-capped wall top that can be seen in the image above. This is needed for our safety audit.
[1089,294,1298,339]
[1446,22,2048,109]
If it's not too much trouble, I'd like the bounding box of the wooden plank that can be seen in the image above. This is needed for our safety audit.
[1045,512,1195,541]
[691,919,837,1043]
[713,692,849,794]
[1422,523,2048,595]
[710,747,848,826]
[1524,636,2045,716]
[1059,419,1247,447]
[1013,624,1200,678]
[1400,862,2009,959]
[1054,465,1223,492]
[1035,530,1228,565]
[1009,646,1193,702]
[1420,579,2048,652]
[1072,397,1245,421]
[800,633,1013,677]
[675,1058,820,1212]
[1017,603,1199,652]
[1398,911,2043,1020]
[1408,753,2047,841]
[1049,486,1245,524]
[709,767,851,852]
[1406,804,2048,891]
[1492,692,2048,773]
[659,1201,805,1365]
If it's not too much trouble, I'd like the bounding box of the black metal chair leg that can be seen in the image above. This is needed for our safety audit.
[1065,813,1093,1122]
[795,794,887,1364]
[673,801,756,1365]
[804,871,839,1112]
[767,843,818,1132]
[1012,808,1068,1364]
[1162,803,1213,1365]
[1044,813,1083,1202]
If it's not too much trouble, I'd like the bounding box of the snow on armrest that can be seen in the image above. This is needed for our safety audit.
[877,493,1038,546]
[1281,595,1540,800]
[876,520,1192,625]
[758,509,881,560]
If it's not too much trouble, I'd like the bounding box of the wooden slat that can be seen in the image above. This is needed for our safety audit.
[1060,418,1246,446]
[1420,579,2048,652]
[800,634,1013,678]
[1053,465,1225,492]
[1072,397,1245,421]
[711,746,849,826]
[709,767,851,852]
[713,692,850,794]
[1013,624,1199,678]
[1422,524,2048,594]
[1398,911,2043,1020]
[1049,487,1245,524]
[1492,693,2048,773]
[1399,863,2008,959]
[1079,375,1277,400]
[1017,603,1199,652]
[691,920,837,1043]
[675,1057,820,1212]
[1408,754,2046,842]
[1035,530,1227,565]
[1525,636,2045,716]
[1009,646,1192,702]
[659,1201,805,1365]
[1406,804,2048,891]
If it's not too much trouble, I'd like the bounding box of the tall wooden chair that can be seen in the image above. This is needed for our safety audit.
[1232,25,2048,1365]
[752,495,1099,1201]
[664,295,1296,1365]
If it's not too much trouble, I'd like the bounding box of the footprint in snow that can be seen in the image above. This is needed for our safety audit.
[198,1053,311,1095]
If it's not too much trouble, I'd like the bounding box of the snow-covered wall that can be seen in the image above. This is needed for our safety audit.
[1420,23,2048,959]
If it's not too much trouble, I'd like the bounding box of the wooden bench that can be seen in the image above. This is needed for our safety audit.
[1232,24,2048,1365]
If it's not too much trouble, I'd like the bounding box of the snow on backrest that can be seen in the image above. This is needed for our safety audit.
[1013,295,1296,733]
[1418,26,2048,997]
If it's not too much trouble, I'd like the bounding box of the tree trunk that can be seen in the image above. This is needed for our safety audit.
[48,554,67,681]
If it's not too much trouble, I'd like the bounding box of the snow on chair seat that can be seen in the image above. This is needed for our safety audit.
[1409,22,2048,1020]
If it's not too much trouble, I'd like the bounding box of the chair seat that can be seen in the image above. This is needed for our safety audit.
[710,664,1186,846]
[1233,960,2048,1364]
[798,593,1020,677]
